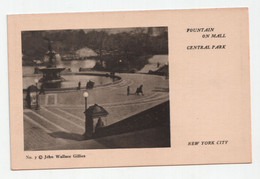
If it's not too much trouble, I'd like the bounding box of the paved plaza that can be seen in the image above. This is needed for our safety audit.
[23,60,170,150]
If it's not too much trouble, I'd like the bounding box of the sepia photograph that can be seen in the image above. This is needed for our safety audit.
[22,27,170,151]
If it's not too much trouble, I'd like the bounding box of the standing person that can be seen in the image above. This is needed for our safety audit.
[39,83,45,95]
[127,86,130,96]
[78,81,81,90]
[135,85,144,95]
[139,85,144,95]
[157,62,160,68]
[96,117,104,129]
[135,87,139,95]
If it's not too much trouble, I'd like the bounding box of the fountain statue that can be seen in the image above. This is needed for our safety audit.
[39,39,65,88]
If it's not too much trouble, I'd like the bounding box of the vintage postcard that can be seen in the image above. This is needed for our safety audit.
[8,8,251,170]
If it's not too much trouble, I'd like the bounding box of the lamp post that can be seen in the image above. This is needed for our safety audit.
[83,91,89,110]
[34,79,39,110]
[83,91,89,138]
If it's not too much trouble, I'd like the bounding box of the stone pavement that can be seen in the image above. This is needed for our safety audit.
[23,73,169,150]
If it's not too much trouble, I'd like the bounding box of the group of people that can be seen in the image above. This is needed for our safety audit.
[127,85,144,96]
[77,80,95,90]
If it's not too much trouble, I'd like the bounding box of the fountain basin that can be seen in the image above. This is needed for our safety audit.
[39,67,66,88]
[23,72,121,90]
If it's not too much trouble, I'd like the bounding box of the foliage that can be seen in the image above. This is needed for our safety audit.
[22,27,168,71]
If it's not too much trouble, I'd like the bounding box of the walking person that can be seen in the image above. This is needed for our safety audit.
[135,85,144,95]
[135,86,140,95]
[139,85,144,95]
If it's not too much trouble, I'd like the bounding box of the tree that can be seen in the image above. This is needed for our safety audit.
[85,30,109,68]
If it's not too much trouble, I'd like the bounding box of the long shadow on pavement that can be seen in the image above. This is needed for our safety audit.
[49,132,85,141]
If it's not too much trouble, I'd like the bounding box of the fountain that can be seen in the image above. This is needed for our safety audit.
[39,40,65,88]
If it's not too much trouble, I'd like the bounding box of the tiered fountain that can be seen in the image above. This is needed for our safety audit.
[39,40,65,88]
